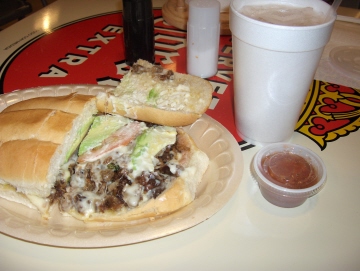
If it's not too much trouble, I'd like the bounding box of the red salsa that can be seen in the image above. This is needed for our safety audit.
[261,152,318,189]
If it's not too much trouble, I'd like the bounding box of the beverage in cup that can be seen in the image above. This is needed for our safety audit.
[229,0,336,145]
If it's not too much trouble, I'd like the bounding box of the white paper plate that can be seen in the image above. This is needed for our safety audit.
[0,85,243,248]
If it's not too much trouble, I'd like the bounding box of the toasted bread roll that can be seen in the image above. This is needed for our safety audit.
[3,93,94,114]
[0,139,59,197]
[0,109,77,144]
[0,94,97,216]
[96,59,213,126]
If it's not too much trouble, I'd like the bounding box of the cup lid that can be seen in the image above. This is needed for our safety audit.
[330,46,360,80]
[188,0,220,28]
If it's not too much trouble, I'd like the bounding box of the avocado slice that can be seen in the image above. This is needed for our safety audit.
[147,88,159,104]
[131,126,177,175]
[65,116,95,162]
[78,114,131,156]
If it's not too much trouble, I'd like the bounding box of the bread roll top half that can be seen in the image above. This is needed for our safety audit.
[0,93,97,198]
[96,59,213,126]
[0,109,77,144]
[3,93,94,114]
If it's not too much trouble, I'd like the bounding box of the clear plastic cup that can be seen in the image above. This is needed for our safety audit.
[251,143,327,208]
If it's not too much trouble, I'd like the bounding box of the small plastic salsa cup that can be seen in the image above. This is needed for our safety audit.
[251,143,327,208]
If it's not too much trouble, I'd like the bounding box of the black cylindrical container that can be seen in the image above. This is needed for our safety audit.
[122,0,155,66]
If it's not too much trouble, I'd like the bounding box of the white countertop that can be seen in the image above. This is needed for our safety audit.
[1,1,360,270]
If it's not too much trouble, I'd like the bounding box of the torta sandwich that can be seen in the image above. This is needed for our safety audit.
[0,62,212,221]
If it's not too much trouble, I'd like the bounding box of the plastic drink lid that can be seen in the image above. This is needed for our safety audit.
[188,0,220,28]
[329,46,360,80]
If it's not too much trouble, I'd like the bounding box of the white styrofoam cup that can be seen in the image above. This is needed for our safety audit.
[230,0,336,145]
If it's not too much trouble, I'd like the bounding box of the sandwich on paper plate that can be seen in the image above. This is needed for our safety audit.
[0,60,213,222]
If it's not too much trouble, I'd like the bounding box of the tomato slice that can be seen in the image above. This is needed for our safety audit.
[78,121,143,163]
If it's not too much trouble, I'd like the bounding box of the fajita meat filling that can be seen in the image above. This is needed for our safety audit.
[48,122,188,217]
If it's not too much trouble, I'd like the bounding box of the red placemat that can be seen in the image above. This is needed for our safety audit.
[1,9,359,150]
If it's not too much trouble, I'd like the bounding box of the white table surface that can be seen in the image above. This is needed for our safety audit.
[1,1,360,270]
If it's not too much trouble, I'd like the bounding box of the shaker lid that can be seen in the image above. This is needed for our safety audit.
[188,0,220,28]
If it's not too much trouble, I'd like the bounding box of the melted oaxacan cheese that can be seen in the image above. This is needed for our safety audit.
[51,115,181,219]
[130,126,177,177]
